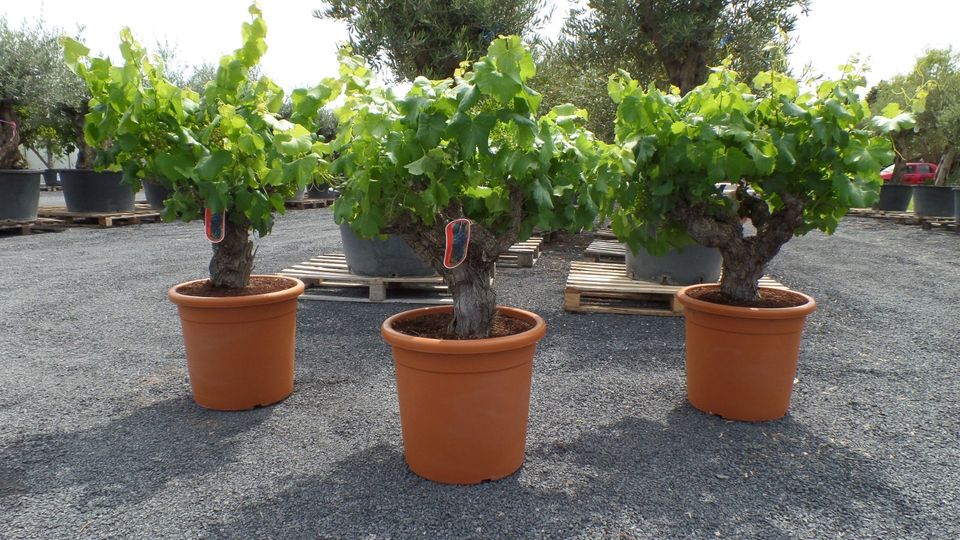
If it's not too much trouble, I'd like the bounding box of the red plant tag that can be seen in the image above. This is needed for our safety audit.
[205,208,226,243]
[443,219,471,269]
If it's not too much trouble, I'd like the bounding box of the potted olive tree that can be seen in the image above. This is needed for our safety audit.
[606,65,913,421]
[331,37,611,483]
[63,5,338,410]
[0,16,82,220]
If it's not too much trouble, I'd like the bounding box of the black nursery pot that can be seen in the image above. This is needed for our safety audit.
[60,170,135,213]
[875,184,913,212]
[912,185,954,218]
[0,170,42,221]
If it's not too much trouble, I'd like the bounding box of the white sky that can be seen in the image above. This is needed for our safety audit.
[2,0,958,91]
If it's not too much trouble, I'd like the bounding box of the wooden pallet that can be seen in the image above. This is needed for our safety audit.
[39,185,63,192]
[0,218,66,236]
[922,220,960,232]
[847,208,957,228]
[497,236,544,268]
[278,253,451,304]
[593,227,616,239]
[563,260,787,316]
[36,204,162,228]
[284,198,334,210]
[584,239,626,261]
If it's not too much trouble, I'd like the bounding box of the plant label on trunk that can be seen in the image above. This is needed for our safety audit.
[443,219,471,269]
[205,208,226,244]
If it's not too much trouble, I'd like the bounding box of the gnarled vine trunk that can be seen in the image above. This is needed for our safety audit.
[209,214,255,289]
[392,192,523,338]
[672,185,805,302]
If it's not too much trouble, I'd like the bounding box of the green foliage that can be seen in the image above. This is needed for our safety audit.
[604,65,909,297]
[62,5,340,238]
[869,48,960,183]
[331,35,612,248]
[0,16,86,169]
[316,0,546,80]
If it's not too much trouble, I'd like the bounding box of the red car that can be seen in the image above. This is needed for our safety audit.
[880,162,938,184]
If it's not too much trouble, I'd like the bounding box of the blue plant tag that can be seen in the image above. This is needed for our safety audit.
[205,208,226,243]
[443,219,471,269]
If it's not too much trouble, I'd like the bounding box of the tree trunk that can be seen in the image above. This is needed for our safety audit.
[934,147,955,186]
[444,257,498,339]
[662,46,711,95]
[67,102,96,170]
[890,133,908,184]
[0,101,26,169]
[208,214,255,289]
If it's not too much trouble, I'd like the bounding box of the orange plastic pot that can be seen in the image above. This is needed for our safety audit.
[381,305,546,484]
[168,275,304,411]
[676,284,816,422]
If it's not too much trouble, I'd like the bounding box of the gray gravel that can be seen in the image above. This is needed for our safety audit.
[1,207,958,539]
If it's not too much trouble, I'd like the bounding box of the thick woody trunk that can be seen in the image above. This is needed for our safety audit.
[662,47,711,95]
[0,101,26,170]
[208,214,255,289]
[890,133,908,184]
[673,185,805,302]
[444,255,498,339]
[934,148,955,186]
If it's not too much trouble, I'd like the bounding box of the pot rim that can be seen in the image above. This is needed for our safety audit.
[381,305,546,354]
[0,169,43,175]
[676,284,816,319]
[168,275,305,308]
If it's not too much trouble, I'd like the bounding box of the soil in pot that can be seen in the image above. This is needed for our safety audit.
[0,170,42,221]
[382,305,546,484]
[168,275,304,411]
[392,311,534,339]
[61,170,135,213]
[677,284,816,422]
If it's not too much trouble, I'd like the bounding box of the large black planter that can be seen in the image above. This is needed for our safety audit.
[0,170,42,221]
[625,243,722,285]
[954,188,960,220]
[912,185,954,217]
[143,179,174,210]
[60,170,135,213]
[339,222,434,277]
[42,169,60,188]
[875,184,914,211]
[308,182,339,199]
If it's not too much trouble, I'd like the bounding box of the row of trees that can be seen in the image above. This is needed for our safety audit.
[868,48,960,185]
[5,2,953,184]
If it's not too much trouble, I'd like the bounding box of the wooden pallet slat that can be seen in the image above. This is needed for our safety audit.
[284,198,335,210]
[563,260,787,317]
[496,235,545,268]
[36,204,162,228]
[0,218,66,236]
[278,253,451,304]
[584,239,627,261]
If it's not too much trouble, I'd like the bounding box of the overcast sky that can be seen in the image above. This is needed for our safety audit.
[3,0,958,91]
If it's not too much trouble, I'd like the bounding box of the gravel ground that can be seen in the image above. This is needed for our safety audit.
[1,205,958,539]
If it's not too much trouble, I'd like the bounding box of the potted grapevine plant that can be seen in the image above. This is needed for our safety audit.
[63,5,338,410]
[606,65,914,421]
[331,37,612,483]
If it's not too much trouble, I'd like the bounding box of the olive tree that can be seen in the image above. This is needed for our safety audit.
[315,0,546,80]
[0,16,85,169]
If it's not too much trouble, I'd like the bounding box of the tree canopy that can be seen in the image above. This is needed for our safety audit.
[315,0,545,80]
[868,48,960,185]
[536,0,808,140]
[0,16,86,169]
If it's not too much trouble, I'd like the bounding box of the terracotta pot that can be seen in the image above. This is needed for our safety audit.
[168,275,305,411]
[676,284,816,422]
[381,305,546,484]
